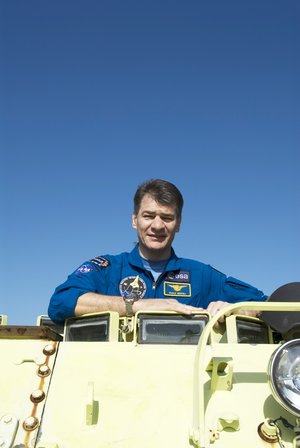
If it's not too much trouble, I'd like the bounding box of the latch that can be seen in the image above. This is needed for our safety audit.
[210,357,233,391]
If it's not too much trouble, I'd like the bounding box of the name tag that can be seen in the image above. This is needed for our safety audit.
[164,282,191,297]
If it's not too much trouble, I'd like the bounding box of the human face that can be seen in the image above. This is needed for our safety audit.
[132,194,181,260]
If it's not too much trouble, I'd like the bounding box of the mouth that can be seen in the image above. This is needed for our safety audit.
[148,234,166,242]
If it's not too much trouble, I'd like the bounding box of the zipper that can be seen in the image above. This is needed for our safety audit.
[152,272,165,293]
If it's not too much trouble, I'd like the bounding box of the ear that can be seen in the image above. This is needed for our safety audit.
[175,217,181,233]
[132,213,137,229]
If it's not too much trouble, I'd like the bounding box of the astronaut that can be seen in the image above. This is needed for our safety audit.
[48,179,266,324]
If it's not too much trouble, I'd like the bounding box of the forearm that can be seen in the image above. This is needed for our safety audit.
[75,294,203,318]
[75,292,126,317]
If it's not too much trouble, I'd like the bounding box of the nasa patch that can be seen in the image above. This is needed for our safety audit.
[75,264,95,274]
[90,256,110,268]
[119,275,147,298]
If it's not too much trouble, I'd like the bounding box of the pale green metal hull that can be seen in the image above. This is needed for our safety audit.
[1,302,300,447]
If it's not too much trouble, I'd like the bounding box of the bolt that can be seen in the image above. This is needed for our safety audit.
[23,416,39,431]
[30,389,45,403]
[43,344,56,356]
[37,365,51,377]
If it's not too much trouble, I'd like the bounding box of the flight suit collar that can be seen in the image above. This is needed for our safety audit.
[128,244,181,272]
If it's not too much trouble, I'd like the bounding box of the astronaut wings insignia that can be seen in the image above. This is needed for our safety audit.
[169,284,186,292]
[164,281,191,297]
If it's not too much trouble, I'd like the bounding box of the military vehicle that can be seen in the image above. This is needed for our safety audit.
[1,282,300,448]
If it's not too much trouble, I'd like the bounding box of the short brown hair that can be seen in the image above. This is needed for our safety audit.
[134,179,184,218]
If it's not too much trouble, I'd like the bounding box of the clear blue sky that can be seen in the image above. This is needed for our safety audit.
[1,0,299,324]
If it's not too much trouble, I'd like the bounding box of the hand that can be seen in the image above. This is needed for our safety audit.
[133,298,203,315]
[206,301,231,320]
[207,301,259,329]
[206,301,232,329]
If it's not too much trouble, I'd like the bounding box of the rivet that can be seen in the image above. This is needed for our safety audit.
[30,389,45,403]
[23,416,39,431]
[43,344,56,356]
[37,365,51,377]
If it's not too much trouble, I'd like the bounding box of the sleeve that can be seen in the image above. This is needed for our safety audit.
[204,267,267,307]
[220,276,267,303]
[48,261,108,324]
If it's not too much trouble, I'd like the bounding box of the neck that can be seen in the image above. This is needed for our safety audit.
[138,244,171,261]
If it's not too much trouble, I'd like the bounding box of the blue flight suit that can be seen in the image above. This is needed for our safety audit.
[48,244,266,324]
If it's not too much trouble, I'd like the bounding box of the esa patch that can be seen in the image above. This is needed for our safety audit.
[119,275,147,298]
[90,256,110,268]
[166,270,190,283]
[164,282,191,297]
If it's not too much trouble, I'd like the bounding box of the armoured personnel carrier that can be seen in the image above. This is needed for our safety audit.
[1,282,299,448]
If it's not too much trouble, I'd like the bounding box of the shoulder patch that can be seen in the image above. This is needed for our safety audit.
[75,264,96,274]
[90,256,110,268]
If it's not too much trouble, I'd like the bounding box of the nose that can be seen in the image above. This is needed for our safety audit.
[151,215,164,230]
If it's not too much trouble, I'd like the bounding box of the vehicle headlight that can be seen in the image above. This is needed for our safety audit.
[269,339,300,416]
[65,314,111,341]
[137,313,208,345]
[236,318,270,344]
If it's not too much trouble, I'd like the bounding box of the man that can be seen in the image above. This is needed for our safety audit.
[48,179,266,324]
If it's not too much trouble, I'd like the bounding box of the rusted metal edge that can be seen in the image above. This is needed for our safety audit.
[0,325,63,341]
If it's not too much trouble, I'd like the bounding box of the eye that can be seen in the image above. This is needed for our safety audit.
[162,216,175,223]
[143,214,154,220]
